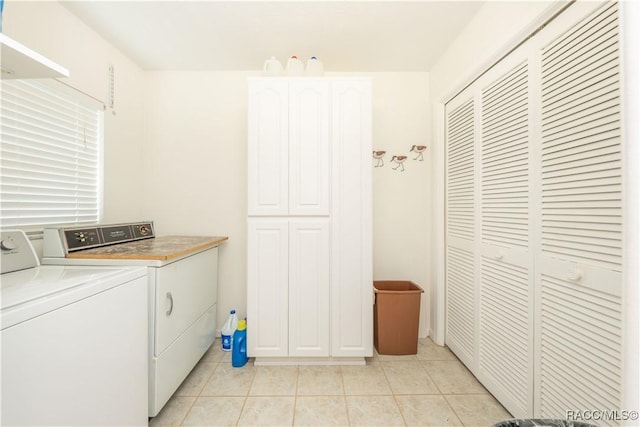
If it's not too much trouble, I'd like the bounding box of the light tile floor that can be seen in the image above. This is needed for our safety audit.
[149,338,511,427]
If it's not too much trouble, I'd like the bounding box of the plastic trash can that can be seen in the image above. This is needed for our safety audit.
[373,280,424,355]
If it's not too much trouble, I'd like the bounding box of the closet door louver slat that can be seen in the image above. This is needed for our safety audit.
[540,1,621,271]
[480,257,529,411]
[446,246,475,362]
[481,62,530,248]
[539,275,622,423]
[447,99,476,242]
[537,1,622,421]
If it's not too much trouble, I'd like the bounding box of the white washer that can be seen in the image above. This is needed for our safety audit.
[1,230,148,427]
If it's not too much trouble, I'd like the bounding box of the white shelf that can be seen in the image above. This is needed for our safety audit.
[1,33,69,79]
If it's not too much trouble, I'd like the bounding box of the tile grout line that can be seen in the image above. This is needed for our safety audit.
[338,366,352,427]
[233,361,257,427]
[378,358,409,426]
[177,355,222,426]
[291,365,300,426]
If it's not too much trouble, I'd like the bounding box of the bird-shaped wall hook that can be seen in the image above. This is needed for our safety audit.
[372,150,386,167]
[410,145,427,161]
[390,155,407,171]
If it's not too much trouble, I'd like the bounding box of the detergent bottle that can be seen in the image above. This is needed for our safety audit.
[220,309,238,351]
[232,319,248,367]
[306,56,324,76]
[286,55,304,76]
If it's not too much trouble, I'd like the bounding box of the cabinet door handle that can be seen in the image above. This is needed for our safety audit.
[166,292,174,316]
[495,251,504,260]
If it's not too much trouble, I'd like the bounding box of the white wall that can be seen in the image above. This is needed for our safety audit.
[141,71,252,329]
[3,1,433,338]
[369,73,431,337]
[3,2,146,225]
[142,71,432,336]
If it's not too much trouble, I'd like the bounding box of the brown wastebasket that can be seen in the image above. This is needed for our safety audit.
[373,281,424,355]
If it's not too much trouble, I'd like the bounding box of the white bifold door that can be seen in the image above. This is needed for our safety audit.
[445,1,624,421]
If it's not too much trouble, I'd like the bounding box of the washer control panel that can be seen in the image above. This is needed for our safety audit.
[1,230,39,274]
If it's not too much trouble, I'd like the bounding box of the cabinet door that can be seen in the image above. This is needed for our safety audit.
[288,220,330,357]
[248,79,289,216]
[289,80,330,216]
[247,219,289,357]
[330,79,373,357]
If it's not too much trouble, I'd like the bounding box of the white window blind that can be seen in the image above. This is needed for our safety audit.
[0,79,103,229]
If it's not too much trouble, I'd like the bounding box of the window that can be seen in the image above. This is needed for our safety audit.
[0,79,103,229]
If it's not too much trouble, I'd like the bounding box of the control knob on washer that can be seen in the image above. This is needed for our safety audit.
[1,237,18,251]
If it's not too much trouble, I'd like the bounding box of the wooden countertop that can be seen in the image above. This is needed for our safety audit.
[66,235,228,261]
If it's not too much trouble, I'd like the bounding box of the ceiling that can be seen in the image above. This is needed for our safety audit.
[60,1,485,72]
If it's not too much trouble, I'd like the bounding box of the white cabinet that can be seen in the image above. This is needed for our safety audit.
[330,80,373,357]
[288,220,330,357]
[247,219,289,357]
[248,79,329,216]
[247,77,372,362]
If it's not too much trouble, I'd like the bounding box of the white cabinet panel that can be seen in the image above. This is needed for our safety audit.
[289,80,330,216]
[289,220,330,356]
[247,220,289,357]
[330,79,373,357]
[248,80,289,216]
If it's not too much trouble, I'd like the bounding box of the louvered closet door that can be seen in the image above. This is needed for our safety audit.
[478,58,534,418]
[445,95,478,368]
[535,1,622,420]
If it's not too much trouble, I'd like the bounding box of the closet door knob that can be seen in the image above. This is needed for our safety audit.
[567,269,583,282]
[495,251,504,260]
